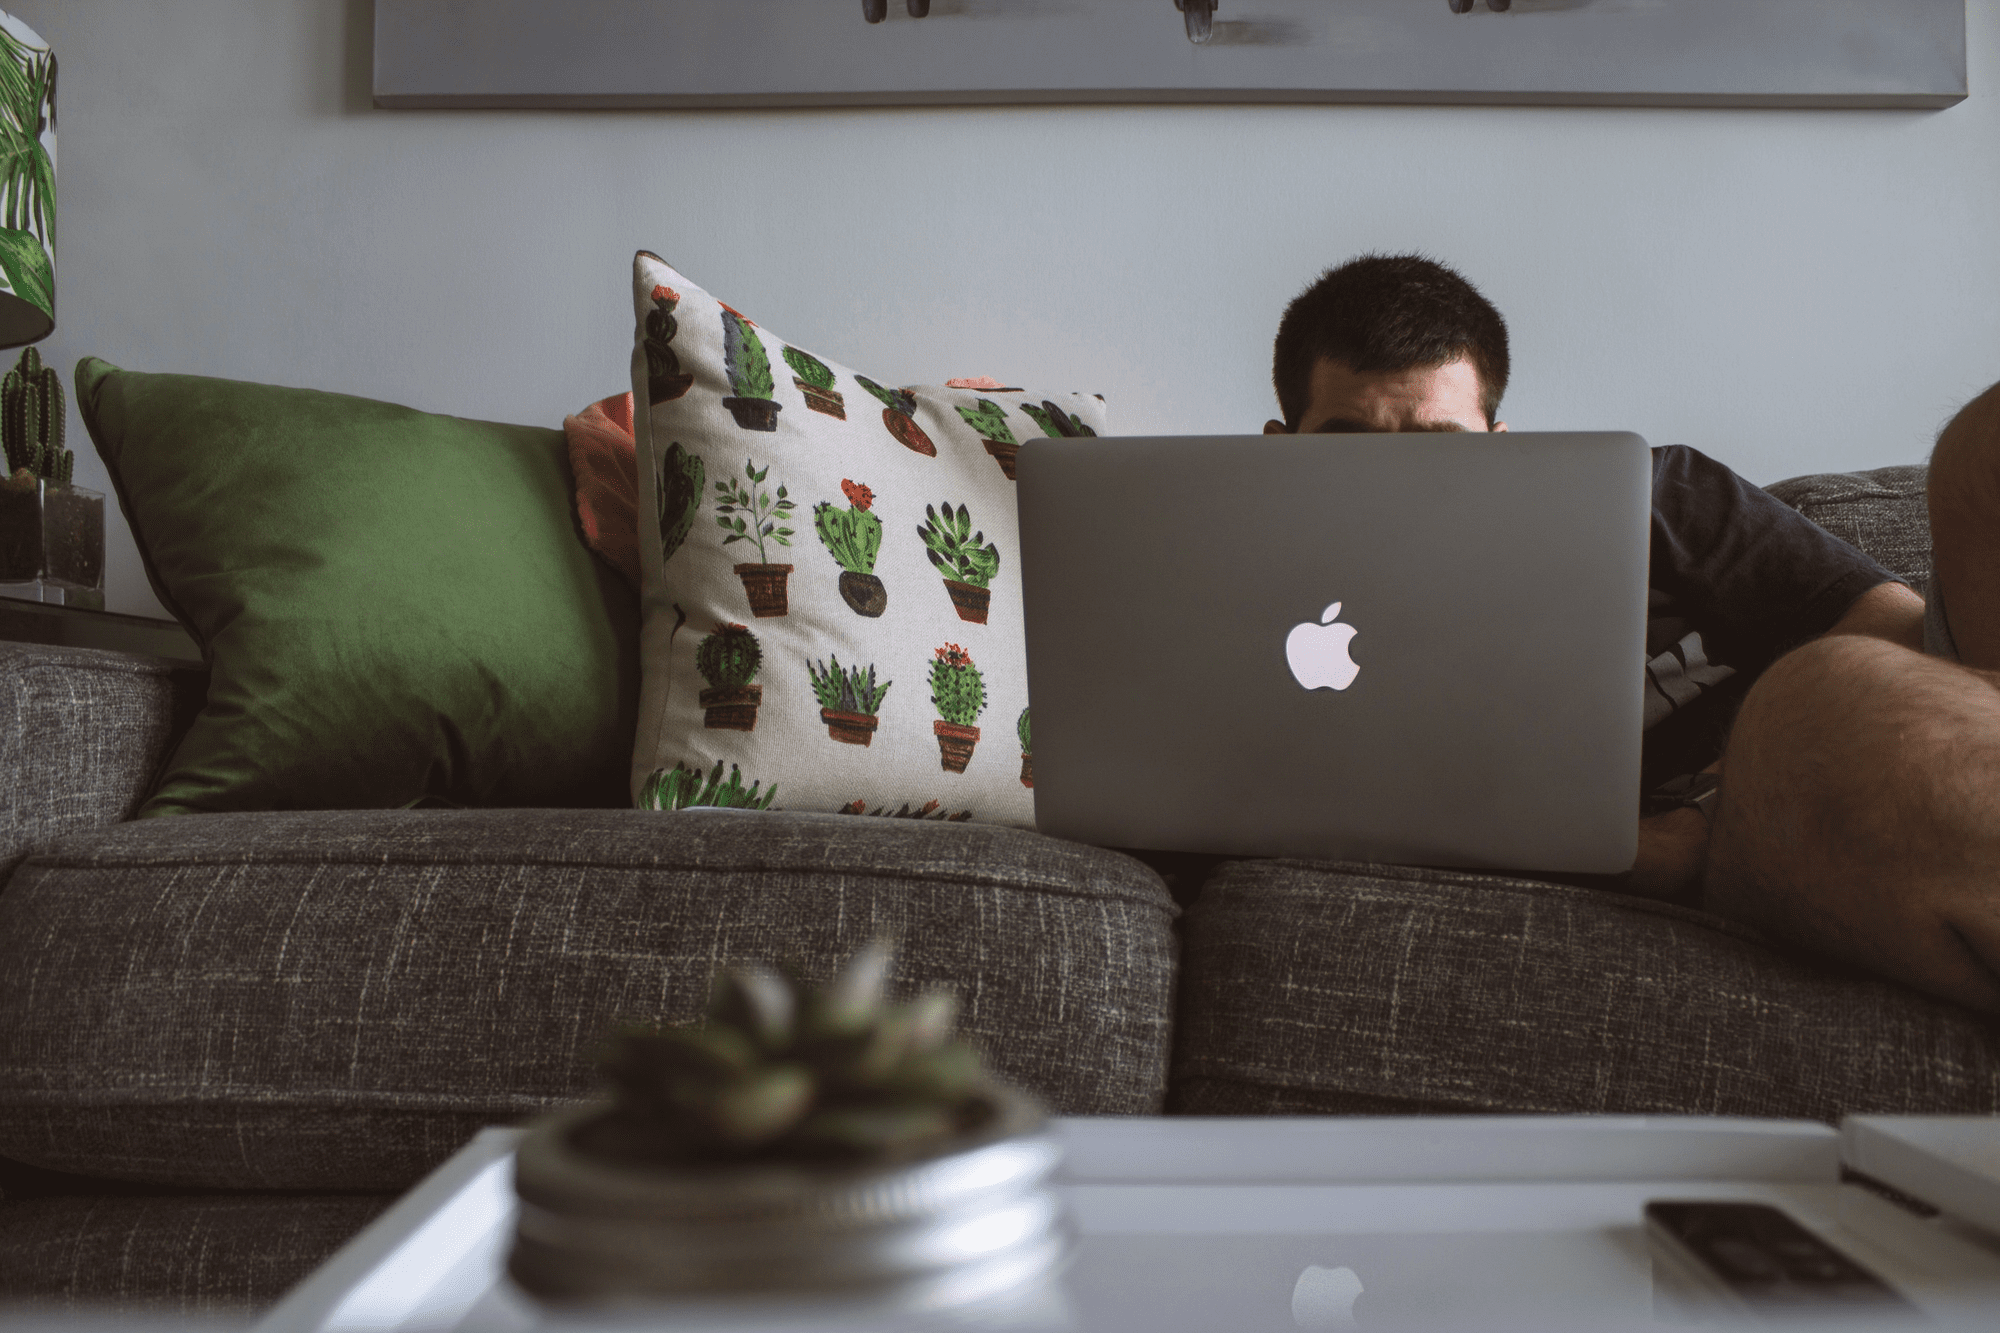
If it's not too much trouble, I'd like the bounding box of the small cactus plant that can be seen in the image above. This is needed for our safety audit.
[640,759,779,812]
[838,799,973,823]
[954,399,1016,445]
[2,347,69,486]
[854,375,916,418]
[1017,707,1031,752]
[586,940,994,1166]
[696,623,762,690]
[642,285,695,404]
[722,309,776,400]
[930,643,986,728]
[1017,400,1096,439]
[781,346,836,392]
[813,479,883,575]
[807,655,891,715]
[656,442,706,566]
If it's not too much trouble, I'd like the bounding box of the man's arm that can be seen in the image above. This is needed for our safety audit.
[1628,579,1924,902]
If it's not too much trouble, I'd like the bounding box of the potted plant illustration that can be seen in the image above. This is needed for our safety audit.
[917,502,1001,624]
[507,941,1064,1304]
[720,307,782,432]
[1017,707,1032,788]
[656,442,705,567]
[929,642,986,773]
[955,399,1021,479]
[1017,400,1097,440]
[715,459,796,616]
[813,478,887,617]
[638,759,780,812]
[838,798,972,823]
[0,349,102,607]
[695,622,764,731]
[855,374,936,457]
[808,654,892,747]
[642,285,695,404]
[781,345,846,419]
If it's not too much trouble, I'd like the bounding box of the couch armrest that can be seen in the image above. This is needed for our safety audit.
[0,643,206,877]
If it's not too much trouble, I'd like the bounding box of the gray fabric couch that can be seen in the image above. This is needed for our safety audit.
[2,463,1994,1313]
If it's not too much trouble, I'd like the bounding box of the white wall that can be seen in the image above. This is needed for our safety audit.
[15,0,2000,619]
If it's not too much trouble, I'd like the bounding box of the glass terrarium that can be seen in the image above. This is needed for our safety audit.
[0,477,105,609]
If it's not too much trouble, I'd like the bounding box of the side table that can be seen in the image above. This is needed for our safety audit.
[0,593,200,665]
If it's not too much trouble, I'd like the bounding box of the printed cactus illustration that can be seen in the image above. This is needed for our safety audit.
[721,308,781,431]
[918,502,1002,624]
[929,643,986,773]
[957,398,1023,478]
[656,442,706,567]
[695,622,764,730]
[838,798,972,823]
[1017,399,1096,439]
[1017,706,1033,788]
[586,940,992,1166]
[2,346,69,486]
[808,654,892,746]
[856,374,935,457]
[782,345,846,419]
[716,459,797,616]
[640,759,779,812]
[642,284,695,403]
[814,478,887,617]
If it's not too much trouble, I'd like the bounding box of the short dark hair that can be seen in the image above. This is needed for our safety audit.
[1272,254,1510,430]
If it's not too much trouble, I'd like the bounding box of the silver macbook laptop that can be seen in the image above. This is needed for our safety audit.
[1016,432,1651,874]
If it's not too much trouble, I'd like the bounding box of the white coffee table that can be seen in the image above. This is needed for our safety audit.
[256,1116,2000,1332]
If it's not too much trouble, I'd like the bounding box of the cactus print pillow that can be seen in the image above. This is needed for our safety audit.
[628,252,1104,830]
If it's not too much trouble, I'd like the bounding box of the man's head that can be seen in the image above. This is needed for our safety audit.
[1266,254,1510,436]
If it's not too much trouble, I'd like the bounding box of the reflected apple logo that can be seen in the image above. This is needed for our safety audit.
[1292,1263,1363,1328]
[1285,602,1361,692]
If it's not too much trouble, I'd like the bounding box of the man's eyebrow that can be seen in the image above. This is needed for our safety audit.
[1302,417,1471,434]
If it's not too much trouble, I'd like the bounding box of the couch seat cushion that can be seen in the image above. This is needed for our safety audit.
[1172,859,2000,1120]
[0,810,1175,1191]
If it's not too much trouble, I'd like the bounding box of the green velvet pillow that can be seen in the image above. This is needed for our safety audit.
[76,359,641,816]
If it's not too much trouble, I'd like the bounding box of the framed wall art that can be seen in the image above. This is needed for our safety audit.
[375,0,1967,111]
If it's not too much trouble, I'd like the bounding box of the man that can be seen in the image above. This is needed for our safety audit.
[1265,254,1925,911]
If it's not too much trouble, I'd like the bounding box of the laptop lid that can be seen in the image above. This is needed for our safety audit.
[1016,432,1651,874]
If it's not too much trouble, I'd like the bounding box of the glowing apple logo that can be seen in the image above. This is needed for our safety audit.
[1292,1264,1364,1328]
[1285,602,1361,692]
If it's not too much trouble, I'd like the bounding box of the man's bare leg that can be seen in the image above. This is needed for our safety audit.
[1702,382,2000,1014]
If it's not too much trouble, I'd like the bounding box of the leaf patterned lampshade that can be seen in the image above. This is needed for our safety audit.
[0,10,52,348]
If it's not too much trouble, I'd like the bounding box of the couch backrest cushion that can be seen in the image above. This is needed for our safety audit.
[75,359,642,814]
[1764,464,1931,588]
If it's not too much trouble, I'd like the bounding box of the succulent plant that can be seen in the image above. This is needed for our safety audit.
[640,759,779,812]
[588,941,992,1165]
[813,479,883,575]
[722,309,776,400]
[853,375,916,417]
[838,799,973,823]
[1017,707,1031,752]
[715,459,796,565]
[781,345,837,392]
[2,346,69,485]
[917,502,1001,589]
[657,443,705,566]
[1017,400,1096,439]
[954,399,1016,446]
[929,643,986,727]
[696,623,762,690]
[808,655,891,715]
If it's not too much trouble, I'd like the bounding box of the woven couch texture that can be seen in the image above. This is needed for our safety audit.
[1170,859,2000,1120]
[0,808,1176,1192]
[0,643,201,883]
[1764,463,1930,588]
[0,1192,388,1310]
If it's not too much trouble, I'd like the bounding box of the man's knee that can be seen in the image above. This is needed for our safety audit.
[1704,635,2000,1014]
[1930,380,2000,521]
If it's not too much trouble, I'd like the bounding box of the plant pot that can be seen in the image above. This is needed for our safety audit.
[934,720,980,773]
[722,396,782,432]
[981,437,1020,480]
[838,570,887,617]
[734,563,793,617]
[883,408,936,457]
[794,379,847,419]
[699,683,763,731]
[820,708,879,746]
[508,1086,1066,1307]
[943,579,991,624]
[0,479,106,609]
[648,371,693,404]
[1020,752,1033,788]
